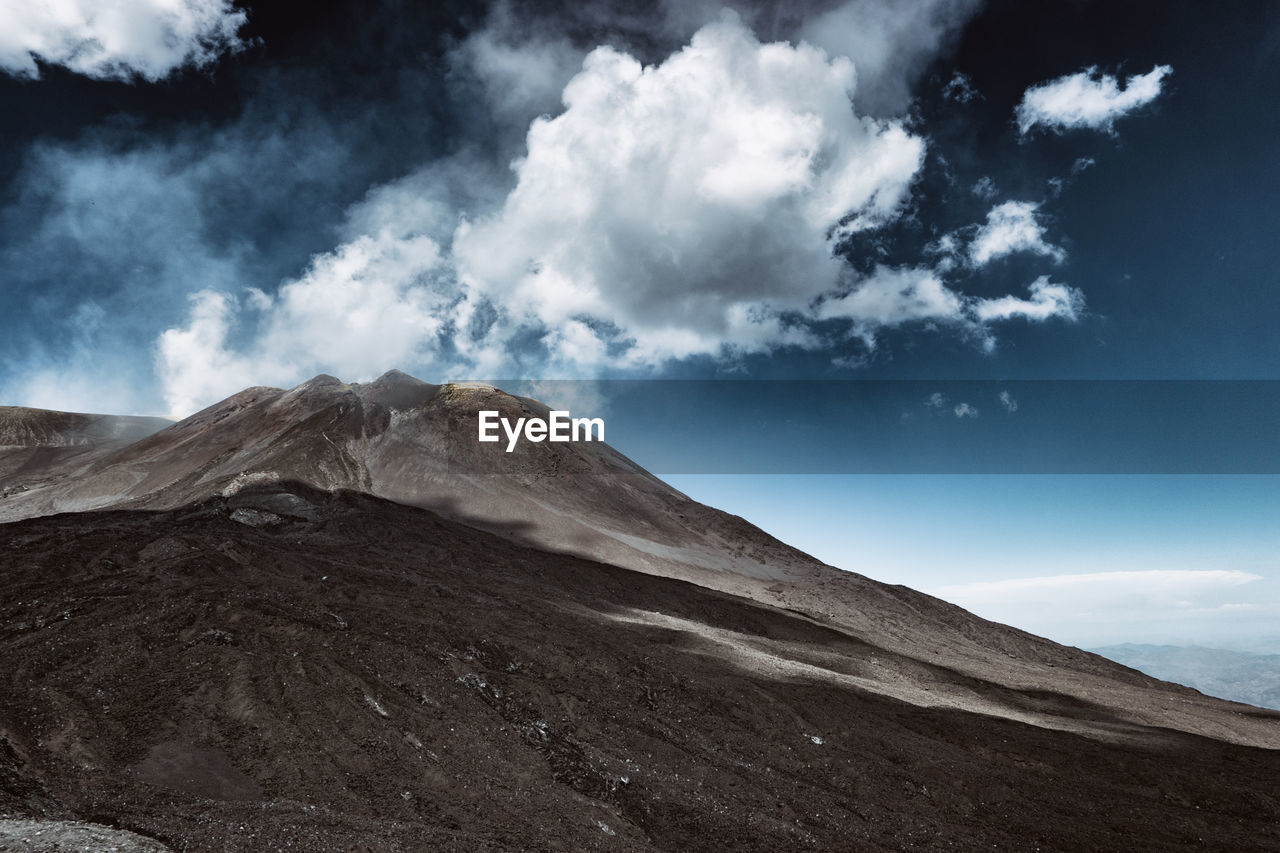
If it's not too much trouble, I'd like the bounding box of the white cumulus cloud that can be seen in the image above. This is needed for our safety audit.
[452,10,926,367]
[969,201,1065,266]
[1016,64,1173,136]
[149,11,1096,416]
[156,290,255,417]
[0,0,246,81]
[157,218,453,417]
[157,12,937,412]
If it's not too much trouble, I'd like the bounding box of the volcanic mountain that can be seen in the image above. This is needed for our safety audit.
[1,371,1277,851]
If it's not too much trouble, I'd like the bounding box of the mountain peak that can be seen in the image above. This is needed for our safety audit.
[354,369,440,410]
[296,373,347,390]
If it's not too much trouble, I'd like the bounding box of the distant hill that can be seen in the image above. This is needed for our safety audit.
[0,406,169,448]
[1092,644,1280,710]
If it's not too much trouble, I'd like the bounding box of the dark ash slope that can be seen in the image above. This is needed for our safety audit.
[2,487,1279,852]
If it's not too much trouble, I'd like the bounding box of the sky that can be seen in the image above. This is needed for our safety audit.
[1,0,1277,650]
[665,474,1280,652]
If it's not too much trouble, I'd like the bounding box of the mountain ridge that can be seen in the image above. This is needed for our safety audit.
[1,370,1276,751]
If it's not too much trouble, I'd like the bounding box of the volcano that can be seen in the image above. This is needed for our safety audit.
[1,371,1277,852]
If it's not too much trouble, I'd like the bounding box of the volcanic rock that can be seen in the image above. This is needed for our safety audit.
[1,373,1278,850]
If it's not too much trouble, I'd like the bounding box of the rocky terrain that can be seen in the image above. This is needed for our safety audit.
[1,371,1278,851]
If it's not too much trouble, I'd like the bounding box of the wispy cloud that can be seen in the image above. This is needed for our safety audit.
[970,176,998,200]
[942,70,982,103]
[819,266,963,337]
[937,569,1263,602]
[0,104,372,416]
[798,0,982,115]
[973,276,1084,323]
[932,569,1273,646]
[1016,65,1173,136]
[1071,156,1096,174]
[446,2,583,152]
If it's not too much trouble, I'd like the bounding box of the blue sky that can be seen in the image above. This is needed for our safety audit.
[1,0,1277,650]
[665,474,1280,651]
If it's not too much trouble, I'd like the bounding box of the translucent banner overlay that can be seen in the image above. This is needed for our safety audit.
[487,380,1280,474]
